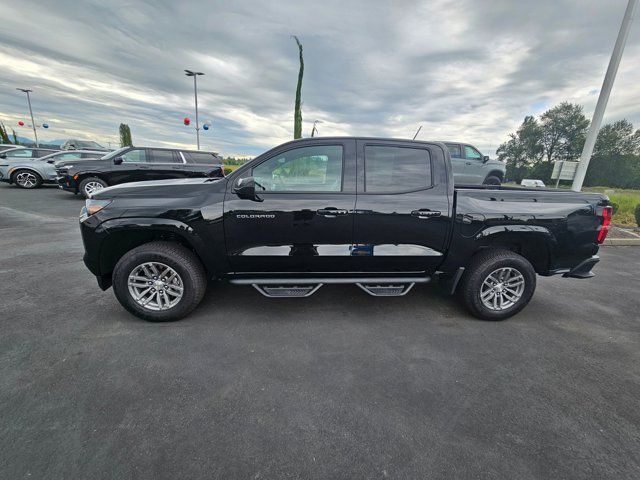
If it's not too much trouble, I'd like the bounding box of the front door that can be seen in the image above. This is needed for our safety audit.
[110,148,148,184]
[352,140,451,274]
[224,140,356,273]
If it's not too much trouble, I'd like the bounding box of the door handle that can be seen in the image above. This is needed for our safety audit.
[317,208,349,217]
[411,209,441,219]
[465,162,472,165]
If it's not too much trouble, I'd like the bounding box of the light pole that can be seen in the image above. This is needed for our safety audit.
[572,0,637,191]
[16,88,39,147]
[311,119,322,137]
[184,69,204,150]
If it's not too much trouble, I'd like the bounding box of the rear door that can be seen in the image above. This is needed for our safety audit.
[147,149,183,180]
[224,139,356,272]
[352,140,451,274]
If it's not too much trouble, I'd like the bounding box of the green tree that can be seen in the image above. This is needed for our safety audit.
[119,123,133,147]
[539,102,589,162]
[11,129,18,145]
[0,122,11,143]
[291,36,304,139]
[593,119,640,158]
[497,116,543,182]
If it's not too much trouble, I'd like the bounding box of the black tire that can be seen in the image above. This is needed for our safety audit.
[78,176,108,198]
[483,175,502,186]
[459,249,536,321]
[12,169,43,189]
[112,241,207,322]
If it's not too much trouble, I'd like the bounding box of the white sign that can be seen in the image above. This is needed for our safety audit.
[551,161,579,180]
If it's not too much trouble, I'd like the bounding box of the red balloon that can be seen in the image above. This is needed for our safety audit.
[18,121,24,126]
[183,117,191,126]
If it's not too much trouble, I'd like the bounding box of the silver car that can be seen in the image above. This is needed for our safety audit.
[0,150,104,189]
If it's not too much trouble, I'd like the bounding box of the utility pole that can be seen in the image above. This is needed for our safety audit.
[572,0,637,191]
[184,69,204,150]
[16,88,39,147]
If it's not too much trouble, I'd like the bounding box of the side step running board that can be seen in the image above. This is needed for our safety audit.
[253,284,323,298]
[357,283,415,296]
[229,276,430,299]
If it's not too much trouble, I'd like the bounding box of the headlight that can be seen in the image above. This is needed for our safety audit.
[85,198,112,216]
[59,165,73,170]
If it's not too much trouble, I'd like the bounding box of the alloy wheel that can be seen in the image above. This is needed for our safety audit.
[480,267,525,311]
[84,181,105,196]
[127,262,184,311]
[15,171,38,188]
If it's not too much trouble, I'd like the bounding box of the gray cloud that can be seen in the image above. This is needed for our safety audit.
[0,0,638,156]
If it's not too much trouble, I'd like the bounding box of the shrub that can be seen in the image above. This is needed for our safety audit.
[635,203,640,227]
[610,202,619,215]
[224,167,234,175]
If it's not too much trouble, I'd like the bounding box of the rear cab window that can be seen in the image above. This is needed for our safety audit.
[446,144,462,158]
[364,145,432,193]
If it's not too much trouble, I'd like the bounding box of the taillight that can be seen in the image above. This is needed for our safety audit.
[597,206,613,244]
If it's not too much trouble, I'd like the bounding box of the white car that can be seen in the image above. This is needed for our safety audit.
[520,179,546,188]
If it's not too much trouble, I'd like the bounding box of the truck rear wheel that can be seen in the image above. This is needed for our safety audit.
[483,175,502,186]
[112,241,207,322]
[459,249,536,320]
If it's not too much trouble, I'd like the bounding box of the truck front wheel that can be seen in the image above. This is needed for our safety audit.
[460,249,536,320]
[79,177,108,198]
[112,241,207,322]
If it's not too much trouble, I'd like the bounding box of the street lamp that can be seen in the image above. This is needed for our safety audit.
[311,119,322,137]
[16,88,39,147]
[184,69,204,150]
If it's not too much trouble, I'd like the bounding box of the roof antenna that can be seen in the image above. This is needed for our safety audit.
[412,125,422,140]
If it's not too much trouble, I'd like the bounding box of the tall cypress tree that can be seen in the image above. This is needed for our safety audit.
[119,123,133,147]
[291,36,304,139]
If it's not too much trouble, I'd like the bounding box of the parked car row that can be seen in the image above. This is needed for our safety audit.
[0,145,225,197]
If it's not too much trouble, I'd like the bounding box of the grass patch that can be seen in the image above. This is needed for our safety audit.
[582,187,640,227]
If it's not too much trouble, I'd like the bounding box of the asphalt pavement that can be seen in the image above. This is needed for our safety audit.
[1,184,639,479]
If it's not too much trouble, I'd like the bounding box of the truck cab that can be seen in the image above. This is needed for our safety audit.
[444,142,506,185]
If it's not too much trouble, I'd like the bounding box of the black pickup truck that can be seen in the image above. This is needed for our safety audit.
[79,137,611,322]
[56,146,224,197]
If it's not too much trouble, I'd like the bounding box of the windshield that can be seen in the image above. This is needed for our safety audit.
[100,147,130,160]
[77,140,105,149]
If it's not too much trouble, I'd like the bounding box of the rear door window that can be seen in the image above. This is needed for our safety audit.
[364,145,432,193]
[446,144,462,158]
[148,149,180,163]
[182,151,218,164]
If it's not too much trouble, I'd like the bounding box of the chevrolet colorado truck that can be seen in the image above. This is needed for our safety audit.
[56,146,224,197]
[79,137,611,322]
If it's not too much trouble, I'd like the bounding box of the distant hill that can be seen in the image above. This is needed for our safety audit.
[14,136,65,148]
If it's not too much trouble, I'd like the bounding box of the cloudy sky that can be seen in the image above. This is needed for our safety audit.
[0,0,638,157]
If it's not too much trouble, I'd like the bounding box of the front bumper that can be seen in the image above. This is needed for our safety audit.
[56,174,78,192]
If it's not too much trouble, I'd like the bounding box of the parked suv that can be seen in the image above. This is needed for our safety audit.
[0,147,59,160]
[56,146,224,197]
[60,139,110,152]
[0,150,104,189]
[444,142,506,185]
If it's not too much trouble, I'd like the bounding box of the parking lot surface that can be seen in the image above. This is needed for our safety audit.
[1,184,639,479]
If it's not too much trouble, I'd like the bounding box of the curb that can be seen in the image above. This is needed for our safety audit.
[602,238,640,246]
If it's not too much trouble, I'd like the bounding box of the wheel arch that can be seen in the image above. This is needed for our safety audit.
[9,166,44,181]
[484,170,504,181]
[95,218,214,286]
[473,227,555,274]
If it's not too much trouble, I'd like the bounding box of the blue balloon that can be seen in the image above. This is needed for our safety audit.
[42,123,49,129]
[203,124,209,131]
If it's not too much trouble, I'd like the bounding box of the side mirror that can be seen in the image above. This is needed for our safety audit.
[482,155,490,163]
[113,156,123,165]
[233,176,264,202]
[0,153,6,159]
